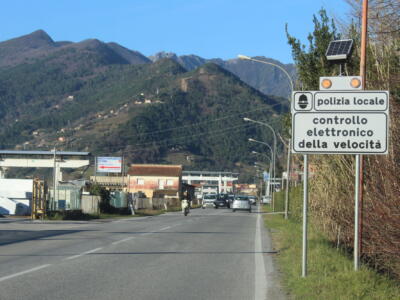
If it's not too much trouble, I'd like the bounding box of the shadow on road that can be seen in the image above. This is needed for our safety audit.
[0,229,95,246]
[86,250,279,255]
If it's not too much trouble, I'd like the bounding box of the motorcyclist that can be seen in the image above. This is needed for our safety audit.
[181,191,190,215]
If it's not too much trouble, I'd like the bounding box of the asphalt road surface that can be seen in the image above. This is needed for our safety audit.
[0,206,286,300]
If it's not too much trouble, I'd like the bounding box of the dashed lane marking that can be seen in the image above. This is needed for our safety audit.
[0,264,51,283]
[63,247,103,261]
[111,237,135,245]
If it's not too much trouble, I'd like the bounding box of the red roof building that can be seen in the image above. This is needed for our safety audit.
[127,164,182,198]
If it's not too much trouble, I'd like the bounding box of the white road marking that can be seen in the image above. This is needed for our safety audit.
[255,205,267,300]
[140,232,152,236]
[64,247,103,261]
[0,264,51,283]
[159,226,171,231]
[112,237,134,245]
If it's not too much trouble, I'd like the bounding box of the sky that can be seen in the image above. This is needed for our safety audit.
[0,0,352,64]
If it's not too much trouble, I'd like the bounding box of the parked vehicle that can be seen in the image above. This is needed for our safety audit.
[227,194,235,208]
[261,195,272,204]
[248,195,257,205]
[213,195,228,209]
[232,195,251,213]
[202,194,218,208]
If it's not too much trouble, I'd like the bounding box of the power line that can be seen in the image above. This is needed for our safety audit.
[118,102,285,139]
[118,123,253,151]
[99,122,255,154]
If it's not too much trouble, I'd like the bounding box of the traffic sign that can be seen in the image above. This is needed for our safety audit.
[291,91,389,154]
[263,172,270,181]
[292,91,389,113]
[97,157,122,173]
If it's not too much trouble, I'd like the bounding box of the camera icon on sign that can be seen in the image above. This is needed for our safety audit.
[298,94,308,109]
[293,93,312,111]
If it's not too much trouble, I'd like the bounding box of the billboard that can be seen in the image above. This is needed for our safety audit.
[96,157,122,173]
[263,172,270,181]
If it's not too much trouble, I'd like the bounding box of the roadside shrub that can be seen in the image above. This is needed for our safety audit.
[47,210,95,220]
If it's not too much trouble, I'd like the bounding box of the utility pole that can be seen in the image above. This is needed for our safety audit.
[53,147,57,211]
[355,0,368,271]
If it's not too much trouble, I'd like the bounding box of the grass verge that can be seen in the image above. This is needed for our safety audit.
[263,192,400,300]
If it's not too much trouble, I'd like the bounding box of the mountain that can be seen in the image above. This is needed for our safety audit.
[0,30,288,180]
[0,30,57,67]
[0,30,150,68]
[150,52,296,98]
[107,42,151,65]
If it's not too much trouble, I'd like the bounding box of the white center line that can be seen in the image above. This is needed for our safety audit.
[141,232,152,236]
[0,264,51,283]
[64,247,103,261]
[160,226,171,231]
[255,205,267,300]
[112,237,134,245]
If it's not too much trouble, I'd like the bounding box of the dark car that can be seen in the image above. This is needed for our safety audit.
[213,195,228,208]
[227,194,235,208]
[248,195,257,205]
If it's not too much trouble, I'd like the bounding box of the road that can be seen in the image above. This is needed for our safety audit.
[0,206,286,300]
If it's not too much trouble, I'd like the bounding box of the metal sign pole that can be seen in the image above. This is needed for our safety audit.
[302,154,309,277]
[354,155,360,270]
[284,138,291,219]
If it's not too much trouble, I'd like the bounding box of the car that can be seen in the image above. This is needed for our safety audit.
[248,195,257,205]
[213,195,228,208]
[232,195,251,213]
[227,194,235,208]
[261,195,272,204]
[202,194,218,208]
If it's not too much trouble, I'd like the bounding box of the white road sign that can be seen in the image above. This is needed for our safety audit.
[292,113,388,154]
[291,91,389,154]
[292,91,389,112]
[314,91,388,111]
[97,157,122,173]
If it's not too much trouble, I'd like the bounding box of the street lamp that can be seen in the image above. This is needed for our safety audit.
[253,164,265,201]
[246,119,277,208]
[239,55,295,220]
[248,138,276,210]
[252,151,272,199]
[238,55,294,92]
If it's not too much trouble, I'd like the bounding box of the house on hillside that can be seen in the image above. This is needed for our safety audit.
[127,164,183,199]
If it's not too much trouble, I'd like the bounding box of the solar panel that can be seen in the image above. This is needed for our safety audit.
[325,39,353,61]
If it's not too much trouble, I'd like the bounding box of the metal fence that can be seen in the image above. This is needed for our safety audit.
[49,185,81,210]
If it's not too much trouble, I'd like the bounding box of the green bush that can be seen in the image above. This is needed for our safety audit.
[47,210,95,220]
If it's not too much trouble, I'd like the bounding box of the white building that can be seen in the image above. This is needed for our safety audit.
[0,179,33,215]
[182,171,238,196]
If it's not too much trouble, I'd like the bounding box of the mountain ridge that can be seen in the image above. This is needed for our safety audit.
[0,30,295,98]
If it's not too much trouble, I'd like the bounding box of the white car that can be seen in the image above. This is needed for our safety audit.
[261,196,272,204]
[202,194,218,208]
[232,195,251,213]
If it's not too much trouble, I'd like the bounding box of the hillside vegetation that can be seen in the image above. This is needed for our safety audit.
[0,31,288,180]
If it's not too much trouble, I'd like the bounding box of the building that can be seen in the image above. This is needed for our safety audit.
[234,183,258,195]
[0,179,33,215]
[90,175,127,190]
[182,171,239,197]
[127,164,182,198]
